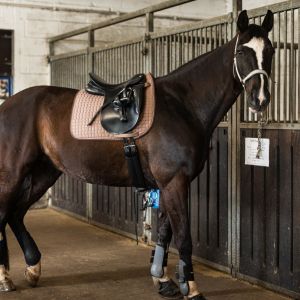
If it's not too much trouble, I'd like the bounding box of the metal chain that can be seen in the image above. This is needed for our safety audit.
[256,112,268,159]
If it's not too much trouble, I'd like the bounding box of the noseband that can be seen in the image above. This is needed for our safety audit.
[233,35,269,88]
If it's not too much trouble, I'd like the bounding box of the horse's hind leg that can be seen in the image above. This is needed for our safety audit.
[160,173,205,300]
[8,159,61,287]
[9,213,42,287]
[151,211,182,299]
[0,225,16,292]
[0,180,21,292]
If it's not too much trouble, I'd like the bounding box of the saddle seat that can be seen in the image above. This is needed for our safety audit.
[87,73,145,95]
[85,72,146,134]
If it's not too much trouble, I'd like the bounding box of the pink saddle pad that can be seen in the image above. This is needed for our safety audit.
[70,73,155,140]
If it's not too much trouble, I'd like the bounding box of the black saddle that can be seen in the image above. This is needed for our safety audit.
[86,73,146,134]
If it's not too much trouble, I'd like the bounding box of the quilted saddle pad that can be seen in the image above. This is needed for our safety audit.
[70,73,155,140]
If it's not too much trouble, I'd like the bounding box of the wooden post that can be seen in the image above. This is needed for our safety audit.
[87,30,95,74]
[145,12,155,73]
[232,0,242,18]
[86,29,95,222]
[146,12,154,33]
[230,0,242,277]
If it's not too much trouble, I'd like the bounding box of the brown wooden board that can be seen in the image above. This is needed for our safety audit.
[52,174,87,217]
[239,129,300,294]
[190,128,228,266]
[92,184,144,236]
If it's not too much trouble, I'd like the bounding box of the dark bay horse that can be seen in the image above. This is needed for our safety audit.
[0,10,274,299]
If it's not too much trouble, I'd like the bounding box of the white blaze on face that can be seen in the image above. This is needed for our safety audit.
[243,37,266,104]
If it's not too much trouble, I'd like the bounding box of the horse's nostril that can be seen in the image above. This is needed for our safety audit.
[250,97,260,107]
[260,98,269,107]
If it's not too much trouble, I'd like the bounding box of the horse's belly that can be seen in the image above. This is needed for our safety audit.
[51,139,134,186]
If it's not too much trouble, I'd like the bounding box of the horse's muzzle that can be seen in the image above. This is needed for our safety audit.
[247,90,270,113]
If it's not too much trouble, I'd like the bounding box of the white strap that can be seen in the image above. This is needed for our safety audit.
[242,69,268,84]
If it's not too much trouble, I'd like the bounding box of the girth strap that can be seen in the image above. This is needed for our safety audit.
[123,138,146,188]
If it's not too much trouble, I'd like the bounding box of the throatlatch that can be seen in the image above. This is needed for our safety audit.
[176,259,194,296]
[150,245,168,278]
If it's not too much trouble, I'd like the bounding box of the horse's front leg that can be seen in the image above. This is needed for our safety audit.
[161,173,206,300]
[151,210,182,299]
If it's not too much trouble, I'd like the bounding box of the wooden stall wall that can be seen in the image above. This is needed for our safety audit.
[51,55,88,218]
[52,174,87,218]
[240,129,300,294]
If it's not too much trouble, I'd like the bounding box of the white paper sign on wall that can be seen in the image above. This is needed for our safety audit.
[245,138,270,167]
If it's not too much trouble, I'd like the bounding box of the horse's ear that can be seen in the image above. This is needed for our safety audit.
[262,10,274,33]
[237,10,249,33]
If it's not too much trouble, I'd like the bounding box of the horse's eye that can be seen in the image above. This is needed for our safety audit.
[237,50,244,55]
[265,45,275,55]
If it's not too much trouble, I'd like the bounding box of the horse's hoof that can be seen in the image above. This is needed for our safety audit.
[187,294,206,300]
[158,279,183,299]
[25,262,41,287]
[0,279,16,292]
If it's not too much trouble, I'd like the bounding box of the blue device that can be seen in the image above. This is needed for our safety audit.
[142,189,160,209]
[149,189,160,208]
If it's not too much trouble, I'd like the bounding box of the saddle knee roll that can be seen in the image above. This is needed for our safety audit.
[150,245,168,278]
[176,259,195,296]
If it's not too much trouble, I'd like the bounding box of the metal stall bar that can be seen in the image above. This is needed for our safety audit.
[49,0,197,54]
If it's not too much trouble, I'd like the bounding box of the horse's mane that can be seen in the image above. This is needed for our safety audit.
[158,23,268,81]
[157,37,235,81]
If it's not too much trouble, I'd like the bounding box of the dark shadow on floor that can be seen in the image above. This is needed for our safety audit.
[31,266,150,288]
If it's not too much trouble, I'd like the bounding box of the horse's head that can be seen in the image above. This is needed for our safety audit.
[234,10,274,113]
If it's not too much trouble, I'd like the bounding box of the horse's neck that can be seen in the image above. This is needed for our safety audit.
[158,37,242,134]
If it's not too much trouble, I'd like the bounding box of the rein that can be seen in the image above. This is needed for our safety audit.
[233,35,269,88]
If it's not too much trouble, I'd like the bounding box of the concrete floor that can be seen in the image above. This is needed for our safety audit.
[2,209,290,300]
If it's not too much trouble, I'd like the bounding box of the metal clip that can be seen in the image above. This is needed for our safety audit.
[123,138,138,157]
